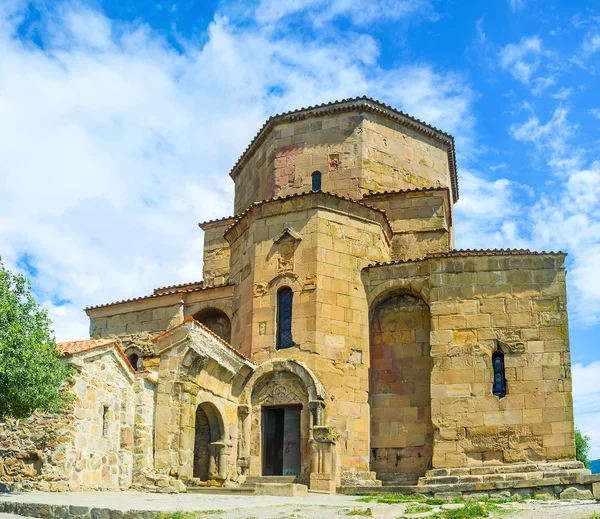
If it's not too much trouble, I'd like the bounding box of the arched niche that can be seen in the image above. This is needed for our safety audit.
[193,308,232,344]
[369,292,433,484]
[193,402,225,480]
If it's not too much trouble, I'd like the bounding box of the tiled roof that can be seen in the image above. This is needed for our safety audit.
[153,281,204,295]
[85,282,231,311]
[58,338,116,354]
[427,248,566,258]
[198,215,236,227]
[362,187,449,198]
[228,96,459,201]
[223,190,391,239]
[57,339,138,372]
[153,316,250,361]
[368,248,566,267]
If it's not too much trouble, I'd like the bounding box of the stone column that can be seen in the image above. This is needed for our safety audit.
[309,425,337,493]
[237,405,251,477]
[178,382,198,479]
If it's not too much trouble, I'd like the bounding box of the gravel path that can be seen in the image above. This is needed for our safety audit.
[1,492,600,518]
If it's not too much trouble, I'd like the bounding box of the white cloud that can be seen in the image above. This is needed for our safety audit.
[552,87,572,100]
[499,36,542,84]
[589,108,600,120]
[508,0,526,12]
[509,107,578,164]
[0,1,474,341]
[454,170,530,251]
[254,0,436,26]
[583,30,600,54]
[573,362,600,459]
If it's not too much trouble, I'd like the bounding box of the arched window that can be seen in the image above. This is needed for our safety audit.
[277,287,294,350]
[492,351,507,398]
[311,171,322,191]
[127,353,139,371]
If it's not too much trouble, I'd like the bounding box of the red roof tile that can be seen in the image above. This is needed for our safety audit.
[57,339,140,373]
[153,316,250,361]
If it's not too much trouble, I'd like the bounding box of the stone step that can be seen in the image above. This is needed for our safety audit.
[254,482,308,496]
[244,475,297,485]
[186,486,255,494]
[425,461,586,479]
[418,469,592,486]
[339,472,600,499]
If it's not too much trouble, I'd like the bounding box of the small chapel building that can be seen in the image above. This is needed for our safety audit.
[2,97,598,498]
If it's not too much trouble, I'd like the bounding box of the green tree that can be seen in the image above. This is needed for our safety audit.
[575,428,591,469]
[0,257,72,419]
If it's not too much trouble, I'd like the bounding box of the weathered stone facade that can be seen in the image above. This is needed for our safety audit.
[3,97,599,498]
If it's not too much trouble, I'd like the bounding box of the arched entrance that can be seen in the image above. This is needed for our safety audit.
[252,372,307,478]
[193,402,224,480]
[194,309,232,343]
[369,292,433,484]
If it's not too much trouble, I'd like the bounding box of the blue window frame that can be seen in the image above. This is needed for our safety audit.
[311,171,322,191]
[277,287,294,349]
[492,351,507,398]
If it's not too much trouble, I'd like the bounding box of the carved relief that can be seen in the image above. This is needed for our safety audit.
[253,282,268,297]
[252,373,309,407]
[302,274,317,291]
[328,153,340,171]
[259,383,306,406]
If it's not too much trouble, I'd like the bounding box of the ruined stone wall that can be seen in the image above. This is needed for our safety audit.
[0,410,75,491]
[370,293,433,483]
[232,112,452,214]
[0,347,150,492]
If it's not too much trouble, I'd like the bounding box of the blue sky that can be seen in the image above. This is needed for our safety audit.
[1,0,600,455]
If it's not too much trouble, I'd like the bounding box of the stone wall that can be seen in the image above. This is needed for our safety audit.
[90,304,183,338]
[0,410,75,491]
[364,251,574,473]
[226,192,391,479]
[232,111,453,214]
[363,189,453,261]
[200,219,234,287]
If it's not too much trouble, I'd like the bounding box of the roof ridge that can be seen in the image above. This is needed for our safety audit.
[362,186,449,198]
[153,280,204,295]
[153,316,250,361]
[85,282,231,311]
[57,339,141,373]
[223,190,392,239]
[367,248,566,267]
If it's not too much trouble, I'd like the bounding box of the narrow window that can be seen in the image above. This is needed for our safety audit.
[492,352,507,398]
[311,171,322,191]
[277,287,294,349]
[102,406,109,436]
[127,353,139,371]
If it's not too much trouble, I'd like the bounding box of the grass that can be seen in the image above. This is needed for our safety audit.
[430,500,506,519]
[345,507,373,516]
[355,493,445,505]
[405,503,432,514]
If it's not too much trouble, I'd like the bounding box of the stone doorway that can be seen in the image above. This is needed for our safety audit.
[262,405,301,476]
[193,402,223,480]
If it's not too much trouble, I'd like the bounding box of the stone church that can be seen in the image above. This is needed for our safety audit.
[2,97,599,499]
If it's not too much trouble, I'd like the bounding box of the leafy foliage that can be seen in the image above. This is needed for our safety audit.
[0,257,72,419]
[575,428,592,469]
